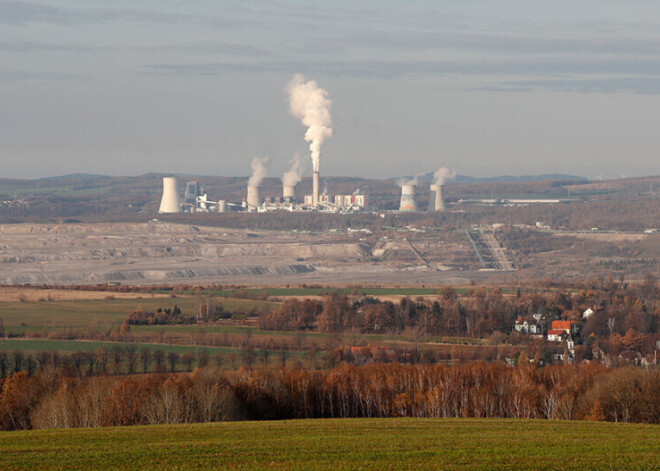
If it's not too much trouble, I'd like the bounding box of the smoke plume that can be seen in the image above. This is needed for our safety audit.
[433,167,456,186]
[282,153,305,187]
[248,157,268,187]
[286,74,333,173]
[397,176,419,187]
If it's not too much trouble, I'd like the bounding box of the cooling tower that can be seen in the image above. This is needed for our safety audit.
[399,184,418,212]
[428,184,445,212]
[158,177,182,214]
[247,185,260,211]
[313,171,319,206]
[283,184,295,202]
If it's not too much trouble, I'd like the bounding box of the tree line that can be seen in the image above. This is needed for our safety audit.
[1,361,659,431]
[259,278,659,356]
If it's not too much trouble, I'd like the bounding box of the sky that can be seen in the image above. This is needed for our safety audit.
[1,0,660,180]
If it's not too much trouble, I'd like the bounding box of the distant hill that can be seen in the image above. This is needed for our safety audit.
[392,173,588,184]
[38,173,110,181]
[454,173,588,183]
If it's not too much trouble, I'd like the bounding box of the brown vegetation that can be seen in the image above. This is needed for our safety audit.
[1,362,659,431]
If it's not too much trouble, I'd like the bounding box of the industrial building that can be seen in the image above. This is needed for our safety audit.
[158,177,369,214]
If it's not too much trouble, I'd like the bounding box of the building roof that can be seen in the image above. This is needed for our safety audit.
[547,329,566,336]
[552,320,574,330]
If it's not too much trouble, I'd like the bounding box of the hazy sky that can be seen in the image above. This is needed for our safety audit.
[2,0,660,179]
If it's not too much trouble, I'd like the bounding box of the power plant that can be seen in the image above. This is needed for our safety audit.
[155,76,453,216]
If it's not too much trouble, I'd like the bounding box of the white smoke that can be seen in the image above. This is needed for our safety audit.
[248,157,268,187]
[286,74,333,173]
[433,167,456,186]
[397,176,419,187]
[281,153,305,187]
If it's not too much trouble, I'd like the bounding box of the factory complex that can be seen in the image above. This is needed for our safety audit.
[158,74,449,216]
[158,175,447,215]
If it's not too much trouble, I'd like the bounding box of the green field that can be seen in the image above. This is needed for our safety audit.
[0,338,234,355]
[0,297,279,335]
[1,418,659,470]
[206,287,462,297]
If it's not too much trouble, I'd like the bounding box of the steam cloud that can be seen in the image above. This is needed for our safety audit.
[282,153,305,187]
[248,157,268,187]
[286,74,333,173]
[433,167,456,186]
[397,176,419,187]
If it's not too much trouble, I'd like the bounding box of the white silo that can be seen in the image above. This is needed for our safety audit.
[158,177,182,213]
[399,184,418,212]
[247,185,260,211]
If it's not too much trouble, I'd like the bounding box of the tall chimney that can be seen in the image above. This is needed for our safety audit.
[313,171,319,206]
[399,184,418,212]
[246,185,260,212]
[429,184,445,212]
[158,177,182,213]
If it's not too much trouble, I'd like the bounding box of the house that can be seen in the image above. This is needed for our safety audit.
[582,308,594,319]
[551,320,579,334]
[547,329,567,342]
[514,316,544,335]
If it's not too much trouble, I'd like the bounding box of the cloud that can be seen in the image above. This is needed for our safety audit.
[481,77,660,95]
[0,1,235,26]
[143,56,660,81]
[0,69,80,81]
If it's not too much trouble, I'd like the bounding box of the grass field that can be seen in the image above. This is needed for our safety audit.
[203,287,466,297]
[0,338,234,355]
[0,297,279,335]
[1,418,659,470]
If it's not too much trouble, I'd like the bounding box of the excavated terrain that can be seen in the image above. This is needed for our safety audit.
[0,223,482,285]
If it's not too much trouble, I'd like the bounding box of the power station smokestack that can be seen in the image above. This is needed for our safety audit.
[158,177,182,214]
[399,184,418,212]
[247,186,260,212]
[428,184,445,212]
[313,171,319,206]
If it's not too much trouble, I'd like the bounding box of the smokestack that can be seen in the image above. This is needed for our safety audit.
[158,177,182,214]
[429,184,445,212]
[313,171,319,206]
[286,75,332,208]
[247,186,260,211]
[399,184,418,212]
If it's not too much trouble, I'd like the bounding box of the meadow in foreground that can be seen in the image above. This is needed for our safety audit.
[2,418,659,470]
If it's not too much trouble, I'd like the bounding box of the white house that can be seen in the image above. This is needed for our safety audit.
[547,329,567,342]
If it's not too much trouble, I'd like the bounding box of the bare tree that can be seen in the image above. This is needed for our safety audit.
[182,352,195,372]
[139,348,152,373]
[125,345,138,375]
[111,345,124,375]
[167,352,179,373]
[607,318,616,336]
[0,350,9,377]
[153,349,166,373]
[12,350,24,373]
[197,349,210,369]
